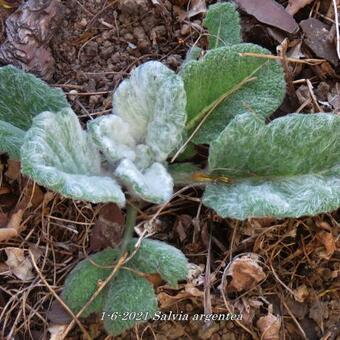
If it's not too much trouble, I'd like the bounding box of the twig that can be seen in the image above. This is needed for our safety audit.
[28,250,91,339]
[332,0,340,59]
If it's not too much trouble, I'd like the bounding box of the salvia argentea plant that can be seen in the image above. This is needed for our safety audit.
[0,3,339,336]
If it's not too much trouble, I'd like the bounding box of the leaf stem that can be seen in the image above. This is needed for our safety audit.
[119,201,139,255]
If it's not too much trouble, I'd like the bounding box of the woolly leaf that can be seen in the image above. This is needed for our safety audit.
[182,44,285,144]
[203,113,340,219]
[204,3,241,49]
[115,159,173,204]
[103,269,158,336]
[21,108,126,206]
[127,238,188,287]
[62,248,118,317]
[0,121,25,159]
[91,61,187,163]
[0,65,69,158]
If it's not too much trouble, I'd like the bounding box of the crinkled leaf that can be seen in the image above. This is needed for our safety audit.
[127,238,188,287]
[103,269,157,336]
[0,66,69,130]
[182,44,285,144]
[92,61,186,163]
[0,121,25,159]
[115,159,173,204]
[204,3,241,49]
[21,108,126,206]
[0,66,69,158]
[62,248,118,317]
[203,113,340,219]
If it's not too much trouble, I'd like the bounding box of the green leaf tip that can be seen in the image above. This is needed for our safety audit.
[0,65,70,159]
[203,113,340,219]
[204,2,241,49]
[182,44,286,144]
[21,108,126,206]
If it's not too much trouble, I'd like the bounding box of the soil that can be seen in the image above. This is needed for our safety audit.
[0,0,339,339]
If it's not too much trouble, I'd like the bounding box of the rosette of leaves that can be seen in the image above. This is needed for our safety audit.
[3,61,187,206]
[0,66,69,159]
[61,238,188,336]
[88,61,187,203]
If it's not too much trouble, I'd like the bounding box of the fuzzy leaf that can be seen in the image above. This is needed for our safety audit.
[21,108,126,206]
[0,66,69,158]
[204,3,241,49]
[92,61,187,163]
[115,159,173,204]
[182,44,286,144]
[103,269,158,336]
[203,113,340,219]
[127,238,188,287]
[62,248,118,317]
[0,121,25,159]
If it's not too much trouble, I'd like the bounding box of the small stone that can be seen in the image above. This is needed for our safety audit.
[80,18,87,27]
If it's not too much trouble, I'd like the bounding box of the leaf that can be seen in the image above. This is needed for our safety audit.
[204,3,241,49]
[203,113,340,219]
[103,269,158,336]
[0,121,25,160]
[21,108,126,206]
[61,248,118,317]
[127,238,188,287]
[0,66,69,158]
[256,313,281,340]
[91,61,187,163]
[168,163,201,185]
[115,159,173,204]
[182,44,286,144]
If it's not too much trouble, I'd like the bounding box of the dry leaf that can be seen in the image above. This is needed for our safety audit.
[48,324,67,340]
[5,247,34,280]
[0,228,18,242]
[286,0,314,15]
[257,313,281,340]
[7,208,24,231]
[5,160,21,181]
[187,0,206,18]
[235,0,299,33]
[226,254,266,292]
[293,284,309,303]
[317,231,336,259]
[89,203,124,252]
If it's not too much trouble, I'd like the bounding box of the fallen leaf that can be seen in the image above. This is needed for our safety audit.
[300,18,339,66]
[256,313,281,340]
[7,208,24,232]
[187,0,206,18]
[226,254,266,292]
[89,203,124,252]
[5,160,20,181]
[293,284,309,303]
[5,247,34,281]
[235,0,299,33]
[48,324,67,340]
[286,0,314,15]
[0,228,18,242]
[47,300,72,325]
[317,231,336,259]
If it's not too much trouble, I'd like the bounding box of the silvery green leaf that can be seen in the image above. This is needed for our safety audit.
[168,163,201,185]
[103,269,157,336]
[21,108,126,206]
[115,159,173,204]
[0,66,69,158]
[203,113,340,219]
[88,115,136,163]
[204,3,241,49]
[0,121,25,160]
[182,44,285,144]
[62,248,118,317]
[127,238,188,287]
[112,61,187,161]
